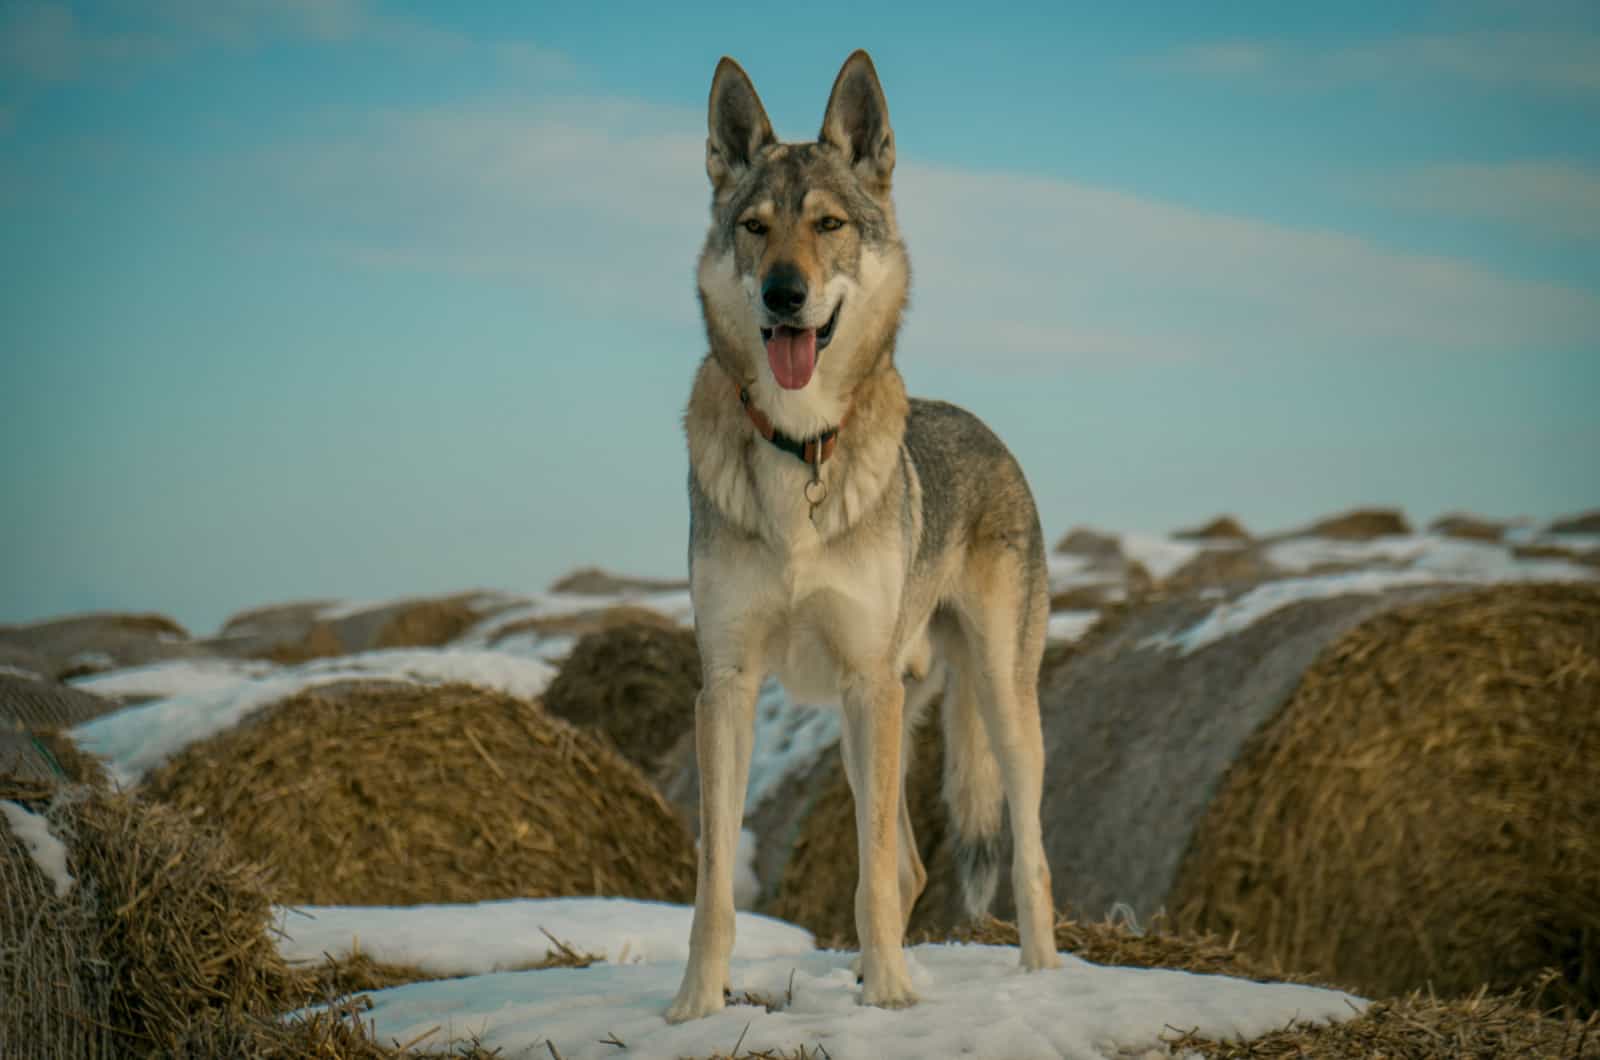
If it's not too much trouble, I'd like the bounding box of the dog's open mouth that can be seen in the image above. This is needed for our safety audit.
[760,302,840,390]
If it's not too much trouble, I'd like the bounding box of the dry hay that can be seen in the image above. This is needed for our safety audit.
[541,623,702,775]
[0,611,194,680]
[140,680,695,906]
[1429,511,1509,542]
[767,707,954,947]
[0,786,306,1057]
[1551,509,1600,534]
[1291,506,1412,540]
[1174,515,1252,542]
[548,567,689,596]
[1171,582,1600,1013]
[2,673,121,785]
[1169,986,1600,1059]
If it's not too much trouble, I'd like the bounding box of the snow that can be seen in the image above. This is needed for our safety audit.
[70,648,557,787]
[1,800,75,898]
[456,590,695,650]
[1048,610,1100,643]
[745,678,840,812]
[1264,532,1592,581]
[70,657,277,700]
[0,663,43,680]
[275,898,813,977]
[1117,532,1209,581]
[335,942,1364,1059]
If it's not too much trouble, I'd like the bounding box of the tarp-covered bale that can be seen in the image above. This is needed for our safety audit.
[1171,583,1600,1012]
[1034,583,1456,924]
[541,623,701,775]
[140,681,695,906]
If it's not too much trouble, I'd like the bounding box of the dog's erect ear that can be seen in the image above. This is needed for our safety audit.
[707,57,775,194]
[819,49,894,192]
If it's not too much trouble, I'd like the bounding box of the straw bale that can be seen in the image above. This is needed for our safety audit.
[1550,509,1600,534]
[491,604,684,644]
[548,567,689,595]
[1,673,119,785]
[370,596,482,649]
[1053,526,1123,558]
[140,681,695,906]
[1291,506,1412,540]
[1163,545,1278,592]
[1174,515,1252,542]
[1428,511,1509,541]
[1171,583,1600,1012]
[0,611,197,679]
[542,623,702,775]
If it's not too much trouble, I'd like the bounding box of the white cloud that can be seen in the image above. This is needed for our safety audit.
[1153,30,1600,93]
[1385,161,1600,240]
[240,96,1600,369]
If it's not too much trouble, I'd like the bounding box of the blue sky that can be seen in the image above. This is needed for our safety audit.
[3,1,1597,633]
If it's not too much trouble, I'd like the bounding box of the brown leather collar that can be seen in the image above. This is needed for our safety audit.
[738,385,846,466]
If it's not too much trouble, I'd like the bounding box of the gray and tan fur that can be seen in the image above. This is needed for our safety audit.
[667,50,1061,1023]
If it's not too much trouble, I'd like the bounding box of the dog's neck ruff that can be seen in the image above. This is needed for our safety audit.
[739,385,847,466]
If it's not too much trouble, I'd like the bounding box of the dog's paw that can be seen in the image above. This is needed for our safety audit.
[1021,946,1063,972]
[858,954,919,1010]
[665,978,726,1024]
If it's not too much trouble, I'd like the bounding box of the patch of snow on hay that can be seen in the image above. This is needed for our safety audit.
[1,800,74,897]
[70,649,557,787]
[275,898,813,977]
[1048,611,1100,643]
[70,657,277,700]
[452,590,695,652]
[339,943,1363,1060]
[0,664,43,680]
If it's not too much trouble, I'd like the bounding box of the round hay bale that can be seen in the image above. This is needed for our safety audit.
[548,567,689,596]
[0,611,195,680]
[1171,583,1600,1011]
[542,623,701,775]
[0,787,315,1057]
[141,681,694,906]
[1428,511,1509,542]
[768,708,954,946]
[371,596,481,649]
[1174,515,1252,542]
[1162,545,1278,592]
[1550,509,1600,534]
[492,604,685,644]
[1053,527,1122,558]
[1293,506,1412,540]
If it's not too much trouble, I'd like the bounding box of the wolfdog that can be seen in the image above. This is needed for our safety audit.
[668,50,1061,1023]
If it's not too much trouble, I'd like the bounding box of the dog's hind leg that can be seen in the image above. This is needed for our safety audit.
[666,665,760,1024]
[958,590,1062,972]
[839,666,919,1008]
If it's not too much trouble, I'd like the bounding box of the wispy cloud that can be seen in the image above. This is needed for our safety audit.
[1151,30,1600,93]
[233,97,1600,368]
[1384,161,1600,240]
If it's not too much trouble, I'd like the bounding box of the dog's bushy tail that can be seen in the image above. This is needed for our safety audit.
[940,661,1005,920]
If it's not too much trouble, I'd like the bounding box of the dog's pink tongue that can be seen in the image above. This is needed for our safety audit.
[766,326,817,390]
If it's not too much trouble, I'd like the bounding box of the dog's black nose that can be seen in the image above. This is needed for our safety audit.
[762,265,808,315]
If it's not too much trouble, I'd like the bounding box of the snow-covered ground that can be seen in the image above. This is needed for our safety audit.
[301,913,1362,1060]
[71,656,277,700]
[275,897,813,976]
[70,649,557,787]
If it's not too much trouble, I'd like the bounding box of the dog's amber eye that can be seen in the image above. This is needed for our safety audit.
[741,218,768,236]
[816,217,846,233]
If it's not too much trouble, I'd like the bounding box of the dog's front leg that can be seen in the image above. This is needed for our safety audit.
[666,667,758,1023]
[840,668,919,1009]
